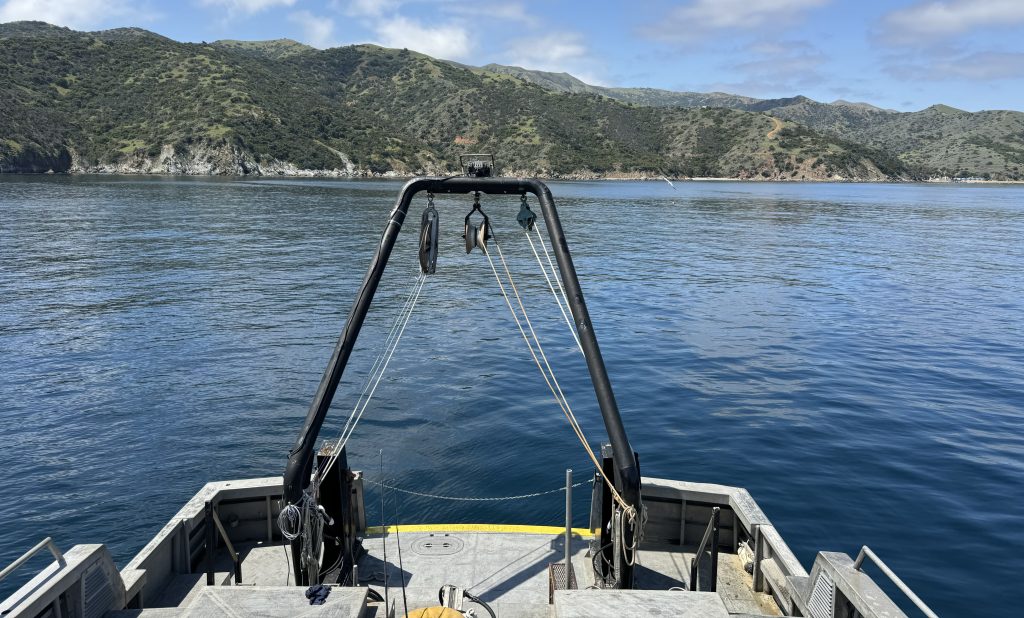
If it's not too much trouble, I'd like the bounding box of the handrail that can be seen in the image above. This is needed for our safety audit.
[213,506,243,584]
[205,501,243,585]
[0,537,66,584]
[689,507,720,592]
[853,546,938,618]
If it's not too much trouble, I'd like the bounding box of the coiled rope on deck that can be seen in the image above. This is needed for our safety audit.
[277,490,327,582]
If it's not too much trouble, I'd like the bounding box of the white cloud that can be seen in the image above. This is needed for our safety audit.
[339,0,538,61]
[344,0,533,22]
[879,0,1024,44]
[644,0,830,43]
[373,15,471,59]
[705,39,828,98]
[288,10,336,48]
[886,51,1024,81]
[444,2,535,25]
[199,0,296,16]
[0,0,139,29]
[344,0,401,17]
[502,32,605,83]
[505,33,587,70]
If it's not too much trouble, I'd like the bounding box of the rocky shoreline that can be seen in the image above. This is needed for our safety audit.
[8,166,1020,183]
[3,141,1018,183]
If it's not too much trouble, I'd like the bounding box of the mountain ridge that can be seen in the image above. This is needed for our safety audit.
[474,62,1024,179]
[0,22,1019,180]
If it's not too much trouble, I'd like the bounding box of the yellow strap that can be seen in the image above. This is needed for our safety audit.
[365,523,596,536]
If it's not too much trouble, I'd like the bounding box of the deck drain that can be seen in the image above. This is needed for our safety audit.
[411,534,465,556]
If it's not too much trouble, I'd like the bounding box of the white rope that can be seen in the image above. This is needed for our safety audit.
[367,478,592,502]
[534,226,576,330]
[482,237,630,514]
[343,275,423,436]
[281,273,427,584]
[317,273,427,485]
[617,492,648,566]
[527,225,646,552]
[315,275,422,488]
[277,491,328,582]
[524,227,583,354]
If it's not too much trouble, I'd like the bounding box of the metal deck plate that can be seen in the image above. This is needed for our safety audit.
[411,535,465,557]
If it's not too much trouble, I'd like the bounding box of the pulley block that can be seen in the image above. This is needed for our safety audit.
[419,194,439,274]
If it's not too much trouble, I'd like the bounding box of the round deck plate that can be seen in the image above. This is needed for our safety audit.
[411,534,465,556]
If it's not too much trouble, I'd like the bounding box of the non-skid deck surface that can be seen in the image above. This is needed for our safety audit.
[148,541,297,610]
[553,590,731,617]
[359,530,592,618]
[109,587,367,617]
[635,543,782,616]
[117,534,780,617]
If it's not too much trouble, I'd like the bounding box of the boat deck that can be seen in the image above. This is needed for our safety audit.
[8,477,914,618]
[113,526,779,617]
[358,527,591,617]
[636,544,781,616]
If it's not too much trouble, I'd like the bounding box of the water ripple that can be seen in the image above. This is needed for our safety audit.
[1,177,1022,615]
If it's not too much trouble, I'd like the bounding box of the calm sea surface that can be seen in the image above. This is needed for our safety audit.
[1,176,1022,614]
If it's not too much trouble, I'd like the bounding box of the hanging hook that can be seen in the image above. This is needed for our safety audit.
[517,194,536,231]
[463,191,491,254]
[419,192,439,274]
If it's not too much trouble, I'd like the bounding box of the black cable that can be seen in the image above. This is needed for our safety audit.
[439,586,499,618]
[464,591,497,618]
[366,587,385,603]
[591,542,614,587]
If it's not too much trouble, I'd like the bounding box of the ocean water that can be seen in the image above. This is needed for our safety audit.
[1,175,1022,615]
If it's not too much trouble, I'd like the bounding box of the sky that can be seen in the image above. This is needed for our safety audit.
[1,0,1022,112]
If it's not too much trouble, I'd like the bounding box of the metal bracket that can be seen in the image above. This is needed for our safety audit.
[439,584,464,609]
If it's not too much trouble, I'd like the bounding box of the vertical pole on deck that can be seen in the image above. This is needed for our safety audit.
[710,512,720,593]
[204,501,215,586]
[564,469,573,570]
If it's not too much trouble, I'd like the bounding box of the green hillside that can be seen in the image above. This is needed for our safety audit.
[0,22,922,179]
[484,64,1024,179]
[212,38,313,60]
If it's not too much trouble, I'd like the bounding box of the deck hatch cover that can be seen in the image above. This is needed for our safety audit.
[411,534,465,556]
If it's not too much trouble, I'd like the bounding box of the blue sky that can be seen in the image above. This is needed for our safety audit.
[1,0,1022,112]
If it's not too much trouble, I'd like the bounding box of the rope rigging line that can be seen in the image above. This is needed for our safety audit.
[282,274,426,586]
[353,274,424,412]
[481,234,631,515]
[524,224,584,354]
[528,222,647,554]
[321,275,419,475]
[316,272,427,486]
[533,225,579,344]
[366,478,593,502]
